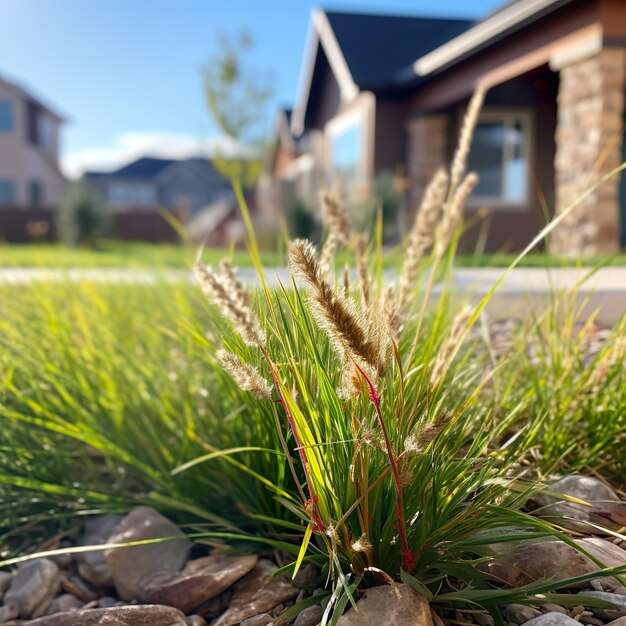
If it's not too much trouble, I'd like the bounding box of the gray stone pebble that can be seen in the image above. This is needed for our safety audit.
[294,604,324,626]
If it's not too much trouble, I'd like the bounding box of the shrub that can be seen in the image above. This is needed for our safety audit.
[56,179,109,247]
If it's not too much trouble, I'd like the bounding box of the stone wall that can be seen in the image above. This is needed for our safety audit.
[406,114,448,214]
[552,47,626,256]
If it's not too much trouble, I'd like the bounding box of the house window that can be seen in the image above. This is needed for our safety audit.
[327,106,366,195]
[467,112,531,206]
[37,114,56,153]
[108,183,157,207]
[29,181,44,206]
[0,179,16,206]
[0,101,14,132]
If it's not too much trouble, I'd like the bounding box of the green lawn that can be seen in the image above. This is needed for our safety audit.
[0,242,283,269]
[1,241,625,269]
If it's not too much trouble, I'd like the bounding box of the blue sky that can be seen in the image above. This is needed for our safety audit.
[0,0,500,177]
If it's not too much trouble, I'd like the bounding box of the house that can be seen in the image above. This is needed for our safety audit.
[85,156,247,244]
[0,73,67,209]
[85,156,233,219]
[272,0,626,255]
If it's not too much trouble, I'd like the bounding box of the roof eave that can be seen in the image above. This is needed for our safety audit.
[411,0,574,79]
[291,9,359,137]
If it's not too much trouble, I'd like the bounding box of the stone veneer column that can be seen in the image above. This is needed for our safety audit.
[552,48,626,256]
[406,114,448,213]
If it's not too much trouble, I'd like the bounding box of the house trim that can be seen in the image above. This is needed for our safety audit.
[324,91,375,195]
[291,9,359,136]
[412,0,574,77]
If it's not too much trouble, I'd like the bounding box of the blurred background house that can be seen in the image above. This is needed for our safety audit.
[266,0,626,255]
[0,73,67,241]
[84,156,248,244]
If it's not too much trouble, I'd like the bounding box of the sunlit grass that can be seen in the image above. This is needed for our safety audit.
[0,241,624,269]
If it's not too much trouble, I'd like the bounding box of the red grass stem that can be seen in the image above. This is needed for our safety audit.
[354,362,415,573]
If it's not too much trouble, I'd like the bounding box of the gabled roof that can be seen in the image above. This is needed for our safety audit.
[85,157,176,180]
[0,72,67,122]
[291,9,472,135]
[326,12,474,90]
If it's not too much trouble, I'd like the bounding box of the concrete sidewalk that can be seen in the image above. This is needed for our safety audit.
[0,266,624,324]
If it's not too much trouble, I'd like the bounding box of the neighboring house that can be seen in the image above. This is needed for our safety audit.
[85,156,233,218]
[0,74,67,209]
[85,156,247,244]
[272,1,626,255]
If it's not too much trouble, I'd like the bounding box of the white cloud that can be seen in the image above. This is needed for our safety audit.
[62,131,248,179]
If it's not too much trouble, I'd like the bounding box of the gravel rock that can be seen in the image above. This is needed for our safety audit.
[138,554,258,613]
[503,604,542,623]
[4,559,61,619]
[337,584,433,626]
[482,538,626,589]
[187,616,208,626]
[59,573,98,603]
[97,596,119,609]
[605,618,626,626]
[13,604,189,625]
[75,514,124,588]
[104,507,190,600]
[294,604,323,626]
[212,560,299,626]
[578,591,626,621]
[534,475,624,533]
[239,615,274,626]
[45,594,83,615]
[0,571,12,599]
[540,604,568,615]
[292,563,320,588]
[521,613,582,626]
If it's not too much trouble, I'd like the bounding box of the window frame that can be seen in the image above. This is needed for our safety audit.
[326,107,365,193]
[324,93,375,198]
[0,179,17,206]
[465,108,534,211]
[0,100,14,133]
[29,180,44,206]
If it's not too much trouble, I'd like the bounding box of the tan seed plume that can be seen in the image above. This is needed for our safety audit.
[398,168,449,309]
[217,349,273,399]
[355,235,370,308]
[319,190,350,274]
[429,305,473,389]
[435,172,479,257]
[194,262,266,348]
[321,189,350,244]
[320,230,339,276]
[288,239,383,394]
[450,88,485,194]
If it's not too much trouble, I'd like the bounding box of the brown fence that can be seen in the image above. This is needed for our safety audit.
[0,208,178,243]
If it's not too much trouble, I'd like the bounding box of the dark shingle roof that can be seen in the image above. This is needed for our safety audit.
[324,11,473,90]
[113,157,177,178]
[85,157,176,179]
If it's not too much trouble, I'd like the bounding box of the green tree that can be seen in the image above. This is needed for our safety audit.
[202,31,273,186]
[56,179,109,247]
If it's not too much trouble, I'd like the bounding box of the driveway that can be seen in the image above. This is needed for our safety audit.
[0,266,624,325]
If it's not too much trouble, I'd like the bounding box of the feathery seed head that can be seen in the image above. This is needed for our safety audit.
[450,88,485,194]
[289,239,385,396]
[217,349,273,399]
[398,168,449,309]
[194,261,266,347]
[321,190,350,244]
[430,305,473,389]
[435,172,479,257]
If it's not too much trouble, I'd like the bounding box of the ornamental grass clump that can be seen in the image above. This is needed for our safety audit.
[191,90,562,608]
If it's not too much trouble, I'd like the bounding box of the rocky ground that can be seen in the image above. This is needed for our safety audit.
[0,477,624,625]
